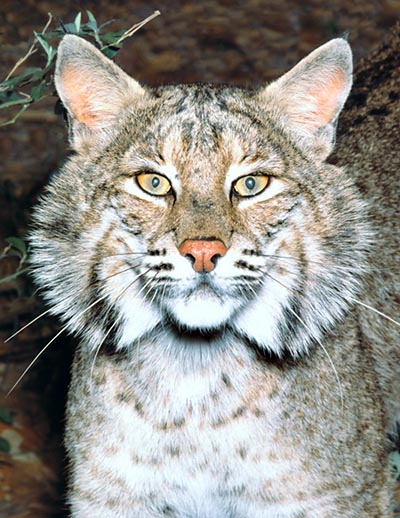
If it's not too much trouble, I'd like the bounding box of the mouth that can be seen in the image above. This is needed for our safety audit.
[163,280,237,332]
[165,312,226,340]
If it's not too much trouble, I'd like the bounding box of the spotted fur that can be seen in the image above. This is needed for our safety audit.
[30,34,399,517]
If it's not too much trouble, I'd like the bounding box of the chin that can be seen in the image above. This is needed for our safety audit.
[165,294,237,331]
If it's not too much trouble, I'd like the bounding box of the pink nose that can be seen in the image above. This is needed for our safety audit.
[179,239,227,273]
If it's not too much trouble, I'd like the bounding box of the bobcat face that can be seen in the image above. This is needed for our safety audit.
[31,35,369,357]
[105,97,293,337]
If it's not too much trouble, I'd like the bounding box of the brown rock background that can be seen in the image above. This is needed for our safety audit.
[0,1,399,516]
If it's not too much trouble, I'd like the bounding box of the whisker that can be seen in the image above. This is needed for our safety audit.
[94,264,142,284]
[136,269,160,299]
[102,252,148,258]
[89,267,156,379]
[89,317,122,382]
[147,280,160,307]
[5,306,54,343]
[6,291,111,396]
[255,267,344,407]
[259,261,399,328]
[349,297,400,326]
[285,305,344,410]
[258,253,392,273]
[127,269,161,366]
[5,262,142,343]
[144,273,161,305]
[260,268,302,296]
[7,265,154,395]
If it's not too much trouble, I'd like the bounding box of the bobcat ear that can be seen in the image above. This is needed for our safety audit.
[55,35,146,146]
[259,38,352,158]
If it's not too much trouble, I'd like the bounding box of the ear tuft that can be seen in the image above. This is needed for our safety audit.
[55,35,146,138]
[259,38,352,158]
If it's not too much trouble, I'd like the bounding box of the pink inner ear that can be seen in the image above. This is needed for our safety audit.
[303,70,346,130]
[61,66,101,126]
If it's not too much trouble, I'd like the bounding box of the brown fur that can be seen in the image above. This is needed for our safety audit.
[29,32,399,517]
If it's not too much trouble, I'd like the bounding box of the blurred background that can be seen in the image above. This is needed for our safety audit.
[1,1,400,516]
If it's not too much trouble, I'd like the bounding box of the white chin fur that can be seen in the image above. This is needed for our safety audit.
[166,293,237,330]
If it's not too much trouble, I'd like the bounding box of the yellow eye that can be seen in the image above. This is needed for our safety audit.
[136,172,171,196]
[233,175,270,197]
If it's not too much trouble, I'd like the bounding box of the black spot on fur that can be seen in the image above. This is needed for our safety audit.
[368,106,389,116]
[221,373,232,388]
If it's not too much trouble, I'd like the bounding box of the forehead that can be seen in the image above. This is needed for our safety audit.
[145,85,274,160]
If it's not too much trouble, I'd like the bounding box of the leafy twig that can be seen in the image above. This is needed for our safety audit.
[0,10,161,126]
[4,13,53,82]
[101,10,160,51]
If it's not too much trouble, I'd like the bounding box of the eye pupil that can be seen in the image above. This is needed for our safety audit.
[245,177,256,190]
[152,176,160,188]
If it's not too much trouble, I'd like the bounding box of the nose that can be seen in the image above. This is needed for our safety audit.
[179,239,227,273]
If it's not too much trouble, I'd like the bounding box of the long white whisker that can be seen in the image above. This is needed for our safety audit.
[349,296,400,326]
[148,280,160,307]
[285,305,344,410]
[259,253,390,273]
[89,317,122,382]
[260,268,301,295]
[136,270,160,299]
[7,265,153,394]
[258,268,345,409]
[143,272,161,306]
[6,291,110,396]
[88,267,155,379]
[260,262,398,329]
[5,306,54,343]
[103,252,148,258]
[5,263,142,343]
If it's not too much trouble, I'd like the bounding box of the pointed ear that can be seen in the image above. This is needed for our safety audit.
[55,35,147,148]
[259,38,352,159]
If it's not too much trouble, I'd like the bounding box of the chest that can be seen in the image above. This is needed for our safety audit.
[67,347,309,516]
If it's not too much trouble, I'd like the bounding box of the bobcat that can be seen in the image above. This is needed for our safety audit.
[29,33,399,517]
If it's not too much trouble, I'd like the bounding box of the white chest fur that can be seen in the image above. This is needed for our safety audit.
[66,333,310,517]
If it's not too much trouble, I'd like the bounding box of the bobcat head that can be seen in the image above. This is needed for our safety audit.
[30,35,369,358]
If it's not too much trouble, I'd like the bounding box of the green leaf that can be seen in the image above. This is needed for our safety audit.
[30,82,47,102]
[6,237,27,255]
[0,267,30,284]
[101,46,121,59]
[38,30,61,39]
[0,92,31,109]
[74,12,82,33]
[100,30,125,44]
[86,10,97,24]
[0,67,42,90]
[83,12,102,46]
[85,20,98,33]
[34,32,50,54]
[0,407,14,425]
[0,437,11,453]
[34,32,56,67]
[63,22,79,34]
